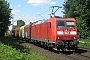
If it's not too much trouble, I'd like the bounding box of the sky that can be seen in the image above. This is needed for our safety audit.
[7,0,65,30]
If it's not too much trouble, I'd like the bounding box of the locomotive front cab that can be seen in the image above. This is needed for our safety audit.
[55,18,79,51]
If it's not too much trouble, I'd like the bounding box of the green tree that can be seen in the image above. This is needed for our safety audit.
[63,0,90,39]
[17,20,25,27]
[0,0,11,37]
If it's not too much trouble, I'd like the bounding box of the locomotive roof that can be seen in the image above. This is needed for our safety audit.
[50,17,76,21]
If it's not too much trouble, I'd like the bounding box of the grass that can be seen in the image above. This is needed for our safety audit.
[0,36,49,60]
[78,39,90,48]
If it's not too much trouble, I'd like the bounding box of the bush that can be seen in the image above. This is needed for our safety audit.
[0,36,49,60]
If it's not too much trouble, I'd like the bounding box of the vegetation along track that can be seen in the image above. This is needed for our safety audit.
[17,39,90,60]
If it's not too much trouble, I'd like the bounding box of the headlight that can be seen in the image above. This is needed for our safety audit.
[70,31,76,34]
[57,31,63,35]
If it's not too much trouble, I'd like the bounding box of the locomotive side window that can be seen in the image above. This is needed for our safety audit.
[56,21,65,28]
[66,21,75,28]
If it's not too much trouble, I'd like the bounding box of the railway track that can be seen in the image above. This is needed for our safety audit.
[60,48,90,60]
[17,39,90,60]
[52,46,90,60]
[66,52,90,60]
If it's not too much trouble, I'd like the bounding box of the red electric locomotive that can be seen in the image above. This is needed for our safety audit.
[31,17,78,51]
[31,6,79,51]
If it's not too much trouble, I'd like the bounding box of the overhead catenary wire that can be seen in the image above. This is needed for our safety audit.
[35,8,51,20]
[33,0,58,19]
[30,0,65,22]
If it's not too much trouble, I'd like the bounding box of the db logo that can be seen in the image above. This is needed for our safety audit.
[64,32,69,34]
